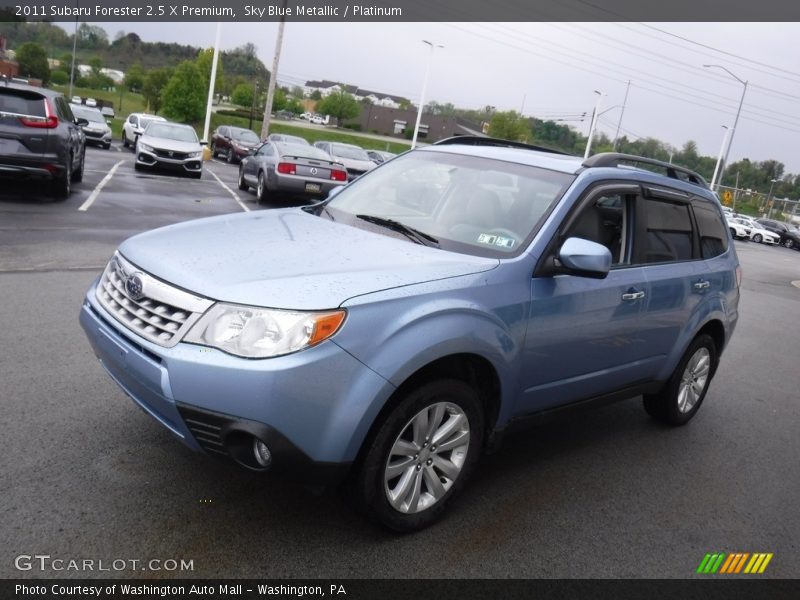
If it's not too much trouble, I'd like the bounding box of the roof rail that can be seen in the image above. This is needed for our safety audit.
[583,153,709,188]
[433,135,571,156]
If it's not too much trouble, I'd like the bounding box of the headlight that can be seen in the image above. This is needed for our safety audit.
[138,142,154,152]
[189,151,203,158]
[184,303,346,358]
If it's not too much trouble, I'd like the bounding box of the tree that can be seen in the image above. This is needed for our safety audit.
[142,68,172,114]
[124,62,145,92]
[195,48,225,94]
[15,42,50,83]
[317,89,361,126]
[290,85,305,99]
[310,89,322,101]
[231,82,254,107]
[50,70,69,85]
[162,61,206,122]
[77,23,109,50]
[286,99,304,115]
[488,111,529,142]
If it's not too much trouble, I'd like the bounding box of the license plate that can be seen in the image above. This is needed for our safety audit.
[305,182,321,193]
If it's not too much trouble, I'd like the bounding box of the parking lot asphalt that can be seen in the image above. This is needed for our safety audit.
[1,147,799,579]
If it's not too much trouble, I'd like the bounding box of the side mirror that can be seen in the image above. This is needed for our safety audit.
[75,118,89,126]
[557,237,612,279]
[106,119,112,125]
[200,140,208,146]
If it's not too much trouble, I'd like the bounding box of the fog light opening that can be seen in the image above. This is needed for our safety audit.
[253,438,272,468]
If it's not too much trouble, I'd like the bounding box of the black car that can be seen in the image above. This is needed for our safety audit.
[0,81,87,198]
[755,218,800,250]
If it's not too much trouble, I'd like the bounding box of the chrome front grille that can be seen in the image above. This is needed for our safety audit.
[95,253,213,348]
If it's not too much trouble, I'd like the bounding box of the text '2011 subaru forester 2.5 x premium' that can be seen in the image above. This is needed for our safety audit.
[80,137,740,531]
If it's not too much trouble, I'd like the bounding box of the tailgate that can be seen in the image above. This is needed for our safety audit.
[0,88,50,156]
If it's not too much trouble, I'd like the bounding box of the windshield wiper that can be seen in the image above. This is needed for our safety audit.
[356,214,439,247]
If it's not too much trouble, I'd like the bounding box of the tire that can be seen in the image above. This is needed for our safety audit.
[257,171,269,203]
[134,162,143,172]
[226,148,234,164]
[71,148,85,183]
[783,238,794,249]
[191,171,202,180]
[51,156,71,199]
[122,132,129,148]
[103,142,111,150]
[753,234,762,243]
[729,228,738,239]
[643,334,717,426]
[238,167,249,191]
[352,379,484,532]
[210,143,217,158]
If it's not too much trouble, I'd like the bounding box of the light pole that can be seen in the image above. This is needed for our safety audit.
[612,80,630,151]
[68,1,79,99]
[411,40,443,149]
[583,90,603,160]
[703,65,748,189]
[249,80,260,131]
[766,178,778,218]
[710,125,730,192]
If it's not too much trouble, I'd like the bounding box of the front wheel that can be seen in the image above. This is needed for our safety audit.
[783,238,794,249]
[122,132,129,148]
[643,334,717,426]
[238,167,249,191]
[226,148,235,164]
[352,379,484,532]
[753,233,762,243]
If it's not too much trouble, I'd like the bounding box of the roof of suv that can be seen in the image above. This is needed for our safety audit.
[424,135,712,194]
[0,80,61,99]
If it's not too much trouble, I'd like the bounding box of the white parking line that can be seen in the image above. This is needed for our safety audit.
[78,160,125,212]
[207,167,250,212]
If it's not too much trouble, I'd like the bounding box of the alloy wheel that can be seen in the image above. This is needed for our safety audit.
[677,347,710,414]
[383,402,470,514]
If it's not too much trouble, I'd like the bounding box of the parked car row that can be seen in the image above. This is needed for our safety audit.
[722,206,800,249]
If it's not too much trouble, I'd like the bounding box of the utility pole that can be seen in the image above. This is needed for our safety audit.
[583,90,602,160]
[68,2,79,100]
[261,0,288,140]
[412,40,443,149]
[612,80,630,151]
[201,23,222,144]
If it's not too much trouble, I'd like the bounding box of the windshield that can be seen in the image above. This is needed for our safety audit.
[331,144,371,161]
[145,123,198,143]
[72,106,105,123]
[233,129,260,143]
[325,150,574,258]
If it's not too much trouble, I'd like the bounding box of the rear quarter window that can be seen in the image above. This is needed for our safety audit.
[637,198,694,264]
[692,199,729,258]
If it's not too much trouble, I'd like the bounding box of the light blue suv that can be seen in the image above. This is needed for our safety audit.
[80,137,740,531]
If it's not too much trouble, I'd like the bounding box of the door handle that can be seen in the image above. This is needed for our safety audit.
[621,291,645,300]
[693,281,710,290]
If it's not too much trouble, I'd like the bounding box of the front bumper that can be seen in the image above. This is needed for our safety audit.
[79,281,393,484]
[136,149,203,173]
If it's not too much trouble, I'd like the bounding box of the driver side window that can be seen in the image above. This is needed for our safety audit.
[564,192,630,266]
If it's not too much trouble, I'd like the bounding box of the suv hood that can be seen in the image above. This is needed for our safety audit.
[118,209,499,310]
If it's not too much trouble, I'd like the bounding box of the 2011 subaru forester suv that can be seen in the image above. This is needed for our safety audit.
[80,137,740,531]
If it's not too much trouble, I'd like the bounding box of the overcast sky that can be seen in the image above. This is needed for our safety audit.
[78,21,800,177]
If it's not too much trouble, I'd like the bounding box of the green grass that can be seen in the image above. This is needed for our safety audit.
[202,113,410,153]
[51,85,148,115]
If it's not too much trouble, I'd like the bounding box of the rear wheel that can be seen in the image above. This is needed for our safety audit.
[352,379,483,532]
[257,171,269,203]
[643,334,717,426]
[51,156,72,199]
[71,148,85,183]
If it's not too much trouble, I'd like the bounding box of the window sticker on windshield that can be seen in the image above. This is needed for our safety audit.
[477,233,515,249]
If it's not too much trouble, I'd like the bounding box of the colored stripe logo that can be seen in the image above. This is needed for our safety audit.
[697,552,773,574]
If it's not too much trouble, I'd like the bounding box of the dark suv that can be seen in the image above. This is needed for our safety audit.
[755,218,800,250]
[0,81,86,198]
[210,125,261,163]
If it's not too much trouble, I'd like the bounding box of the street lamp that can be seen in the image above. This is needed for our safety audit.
[710,125,730,192]
[583,90,603,160]
[703,65,748,188]
[411,40,443,149]
[767,178,778,218]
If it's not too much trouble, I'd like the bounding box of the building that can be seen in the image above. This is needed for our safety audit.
[0,36,19,80]
[346,104,484,143]
[304,79,410,110]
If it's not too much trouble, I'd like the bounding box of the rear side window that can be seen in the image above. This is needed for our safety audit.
[0,89,45,117]
[692,199,729,258]
[636,199,694,264]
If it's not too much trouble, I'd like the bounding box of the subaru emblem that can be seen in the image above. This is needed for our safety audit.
[125,273,145,301]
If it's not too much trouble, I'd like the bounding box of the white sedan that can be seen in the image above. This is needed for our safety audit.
[734,217,780,244]
[726,217,751,240]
